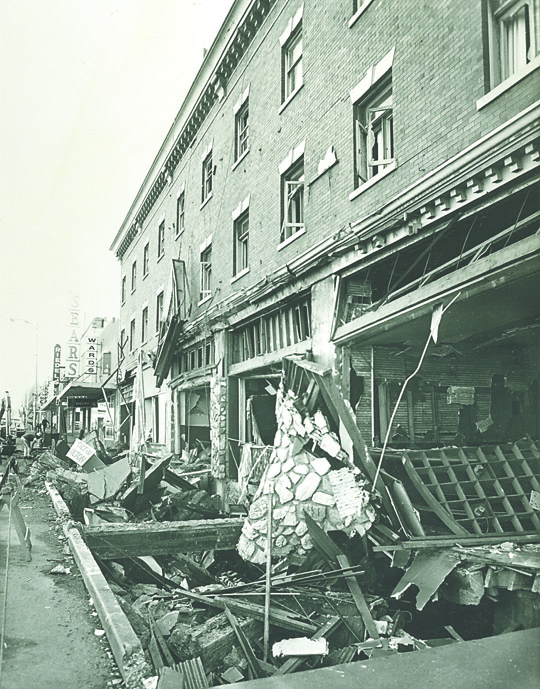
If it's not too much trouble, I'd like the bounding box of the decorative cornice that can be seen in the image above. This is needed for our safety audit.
[112,0,275,260]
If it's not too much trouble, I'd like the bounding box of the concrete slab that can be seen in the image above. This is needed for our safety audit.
[222,627,540,689]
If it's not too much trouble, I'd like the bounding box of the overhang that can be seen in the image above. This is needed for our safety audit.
[333,234,540,348]
[56,380,116,403]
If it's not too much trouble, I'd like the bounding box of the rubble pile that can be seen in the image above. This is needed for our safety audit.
[15,357,540,687]
[238,385,376,564]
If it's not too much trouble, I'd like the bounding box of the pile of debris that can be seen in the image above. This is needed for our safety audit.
[23,357,540,687]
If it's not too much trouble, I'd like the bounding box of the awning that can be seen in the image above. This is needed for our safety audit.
[56,380,116,404]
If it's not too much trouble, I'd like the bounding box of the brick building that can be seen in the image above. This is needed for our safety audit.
[110,0,540,499]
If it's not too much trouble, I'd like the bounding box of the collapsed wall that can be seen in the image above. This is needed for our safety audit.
[238,384,377,564]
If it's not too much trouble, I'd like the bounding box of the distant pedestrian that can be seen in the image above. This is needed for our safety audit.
[41,418,49,434]
[22,430,40,457]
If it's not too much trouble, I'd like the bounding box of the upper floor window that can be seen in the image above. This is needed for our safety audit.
[200,244,212,302]
[120,329,126,357]
[354,77,393,186]
[235,100,249,160]
[202,151,213,203]
[281,157,304,243]
[131,261,137,293]
[143,243,149,277]
[129,319,136,352]
[282,26,303,102]
[157,220,165,258]
[487,0,540,86]
[141,306,148,343]
[176,191,185,236]
[234,211,249,276]
[121,275,126,304]
[156,291,164,332]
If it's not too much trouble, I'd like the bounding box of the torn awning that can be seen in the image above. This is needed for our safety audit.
[154,314,183,387]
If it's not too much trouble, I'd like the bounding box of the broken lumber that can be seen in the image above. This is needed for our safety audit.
[83,518,244,558]
[172,588,318,635]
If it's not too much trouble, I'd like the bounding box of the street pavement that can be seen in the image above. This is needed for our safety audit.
[0,447,119,688]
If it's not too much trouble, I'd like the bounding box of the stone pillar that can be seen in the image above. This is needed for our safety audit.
[210,376,228,479]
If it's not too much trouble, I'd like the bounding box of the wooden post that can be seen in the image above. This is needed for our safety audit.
[263,484,273,662]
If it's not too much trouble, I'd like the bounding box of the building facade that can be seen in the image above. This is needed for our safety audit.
[110,0,540,497]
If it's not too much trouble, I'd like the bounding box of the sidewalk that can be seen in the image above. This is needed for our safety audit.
[0,452,120,689]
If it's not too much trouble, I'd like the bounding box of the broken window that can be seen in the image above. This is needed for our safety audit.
[281,157,304,243]
[487,0,540,86]
[233,210,249,276]
[157,220,165,259]
[199,244,212,301]
[202,151,213,203]
[129,318,136,352]
[141,306,148,343]
[155,290,164,333]
[354,77,393,185]
[232,295,311,363]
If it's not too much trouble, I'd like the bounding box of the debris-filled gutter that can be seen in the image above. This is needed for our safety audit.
[23,353,540,687]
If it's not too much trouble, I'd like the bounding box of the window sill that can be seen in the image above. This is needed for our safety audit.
[143,272,148,280]
[131,289,136,295]
[175,230,184,240]
[348,0,376,28]
[349,161,396,201]
[476,56,540,110]
[200,192,213,210]
[198,294,212,306]
[278,83,304,115]
[277,225,306,251]
[232,148,250,171]
[231,267,250,283]
[157,253,164,263]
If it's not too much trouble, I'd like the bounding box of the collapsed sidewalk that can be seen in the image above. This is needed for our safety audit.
[24,356,540,688]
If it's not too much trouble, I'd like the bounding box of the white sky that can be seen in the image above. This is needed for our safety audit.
[0,0,233,410]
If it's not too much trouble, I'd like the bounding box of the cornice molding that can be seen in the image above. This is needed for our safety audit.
[111,0,275,260]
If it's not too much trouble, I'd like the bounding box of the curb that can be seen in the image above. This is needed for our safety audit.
[46,481,152,688]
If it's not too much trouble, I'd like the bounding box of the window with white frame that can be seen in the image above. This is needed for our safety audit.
[129,318,136,352]
[176,191,185,235]
[282,25,303,101]
[281,157,304,243]
[120,328,126,356]
[202,151,213,203]
[131,261,137,292]
[121,275,126,303]
[234,211,249,275]
[157,220,165,258]
[235,100,249,160]
[200,244,212,301]
[487,0,540,86]
[141,306,148,343]
[143,243,149,277]
[156,291,164,332]
[354,77,393,186]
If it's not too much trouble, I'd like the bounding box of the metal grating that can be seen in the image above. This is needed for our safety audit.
[401,440,540,535]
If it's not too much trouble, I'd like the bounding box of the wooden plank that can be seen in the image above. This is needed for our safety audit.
[172,588,318,635]
[402,454,469,536]
[83,518,244,558]
[223,605,264,679]
[120,455,171,513]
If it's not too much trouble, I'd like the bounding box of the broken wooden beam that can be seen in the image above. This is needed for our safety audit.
[172,588,318,635]
[83,518,244,558]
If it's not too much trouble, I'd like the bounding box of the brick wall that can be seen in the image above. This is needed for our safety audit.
[116,0,539,345]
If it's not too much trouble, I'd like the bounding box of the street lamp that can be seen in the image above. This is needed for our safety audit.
[10,318,39,429]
